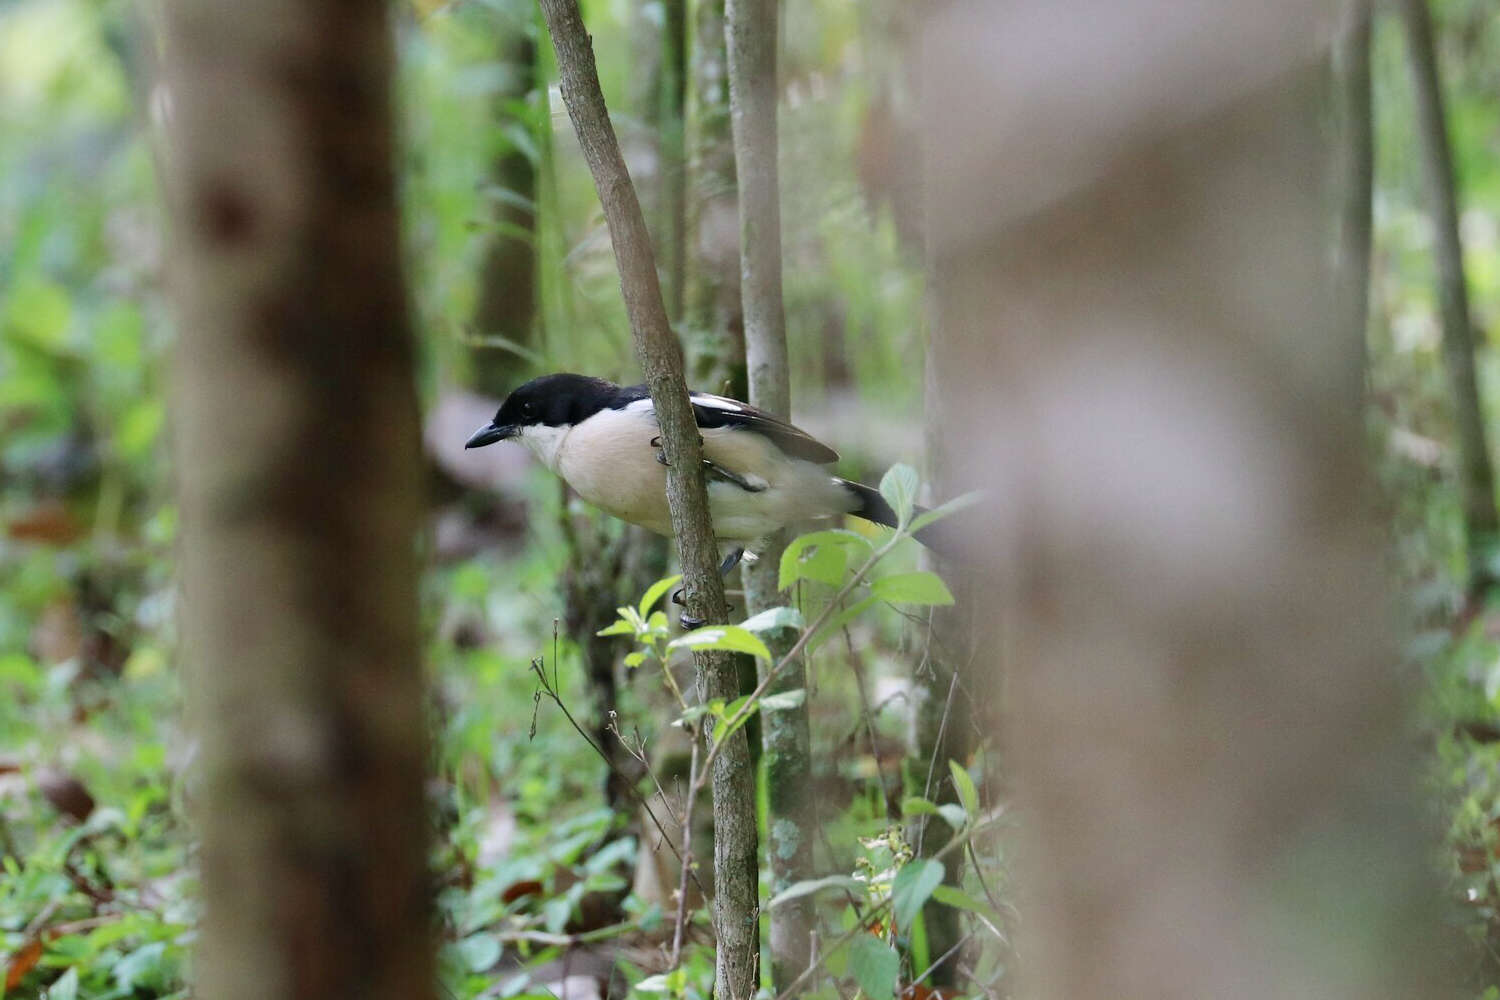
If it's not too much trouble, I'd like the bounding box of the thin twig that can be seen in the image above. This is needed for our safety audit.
[669,734,702,966]
[529,657,706,899]
[965,840,1006,927]
[917,667,962,857]
[494,919,646,947]
[843,622,899,821]
[610,720,683,829]
[909,930,976,989]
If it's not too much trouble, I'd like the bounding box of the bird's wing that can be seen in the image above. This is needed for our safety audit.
[616,384,840,464]
[688,392,840,465]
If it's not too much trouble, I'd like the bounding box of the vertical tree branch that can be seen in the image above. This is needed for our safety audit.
[725,0,813,988]
[686,0,745,394]
[1398,0,1500,596]
[158,1,432,997]
[1335,0,1373,390]
[660,0,689,324]
[534,3,758,995]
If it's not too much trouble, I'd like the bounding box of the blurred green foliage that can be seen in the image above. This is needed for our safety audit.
[3,0,1500,996]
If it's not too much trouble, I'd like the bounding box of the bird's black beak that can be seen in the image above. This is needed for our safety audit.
[465,421,514,449]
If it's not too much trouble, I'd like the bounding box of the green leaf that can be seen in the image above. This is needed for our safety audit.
[114,399,164,461]
[767,873,864,909]
[901,796,938,817]
[623,651,647,669]
[635,967,687,994]
[949,760,979,817]
[668,625,772,661]
[0,653,42,692]
[909,490,984,535]
[712,694,765,745]
[4,275,71,351]
[113,941,168,991]
[542,894,572,934]
[635,972,672,994]
[779,541,842,589]
[501,120,541,165]
[640,574,683,616]
[871,571,954,606]
[931,884,1003,927]
[849,934,899,1000]
[740,605,804,634]
[46,966,78,1000]
[936,804,969,830]
[596,620,634,637]
[456,932,502,972]
[759,688,806,712]
[715,693,752,719]
[892,858,945,932]
[878,463,920,528]
[779,529,871,589]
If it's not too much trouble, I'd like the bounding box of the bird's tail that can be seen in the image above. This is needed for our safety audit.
[839,479,956,558]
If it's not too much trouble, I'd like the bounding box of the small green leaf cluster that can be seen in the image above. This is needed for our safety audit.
[754,759,1000,1000]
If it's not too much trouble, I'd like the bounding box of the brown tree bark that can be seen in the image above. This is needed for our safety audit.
[725,0,812,988]
[535,2,759,995]
[158,2,432,998]
[1398,0,1500,596]
[917,3,1452,998]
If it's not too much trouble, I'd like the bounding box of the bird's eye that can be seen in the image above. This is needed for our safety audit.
[520,402,538,420]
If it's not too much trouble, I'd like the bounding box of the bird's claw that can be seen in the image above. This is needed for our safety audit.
[719,547,745,575]
[671,585,733,630]
[651,435,706,468]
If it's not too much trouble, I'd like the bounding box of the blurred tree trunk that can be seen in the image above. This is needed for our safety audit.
[629,0,688,323]
[659,0,688,323]
[158,2,432,998]
[917,4,1452,998]
[1398,0,1500,596]
[686,0,745,395]
[725,0,811,988]
[1335,0,1373,386]
[470,4,538,396]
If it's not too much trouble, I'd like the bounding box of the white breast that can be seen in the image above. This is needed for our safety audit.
[556,408,676,534]
[548,405,857,541]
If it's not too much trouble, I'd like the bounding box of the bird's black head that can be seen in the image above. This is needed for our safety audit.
[464,373,622,449]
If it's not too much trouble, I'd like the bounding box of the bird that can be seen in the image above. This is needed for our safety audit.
[463,373,935,583]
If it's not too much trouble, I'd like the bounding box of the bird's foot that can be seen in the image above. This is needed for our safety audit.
[672,584,733,630]
[650,435,706,469]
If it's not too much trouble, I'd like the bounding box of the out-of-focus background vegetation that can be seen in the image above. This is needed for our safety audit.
[1,0,1499,996]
